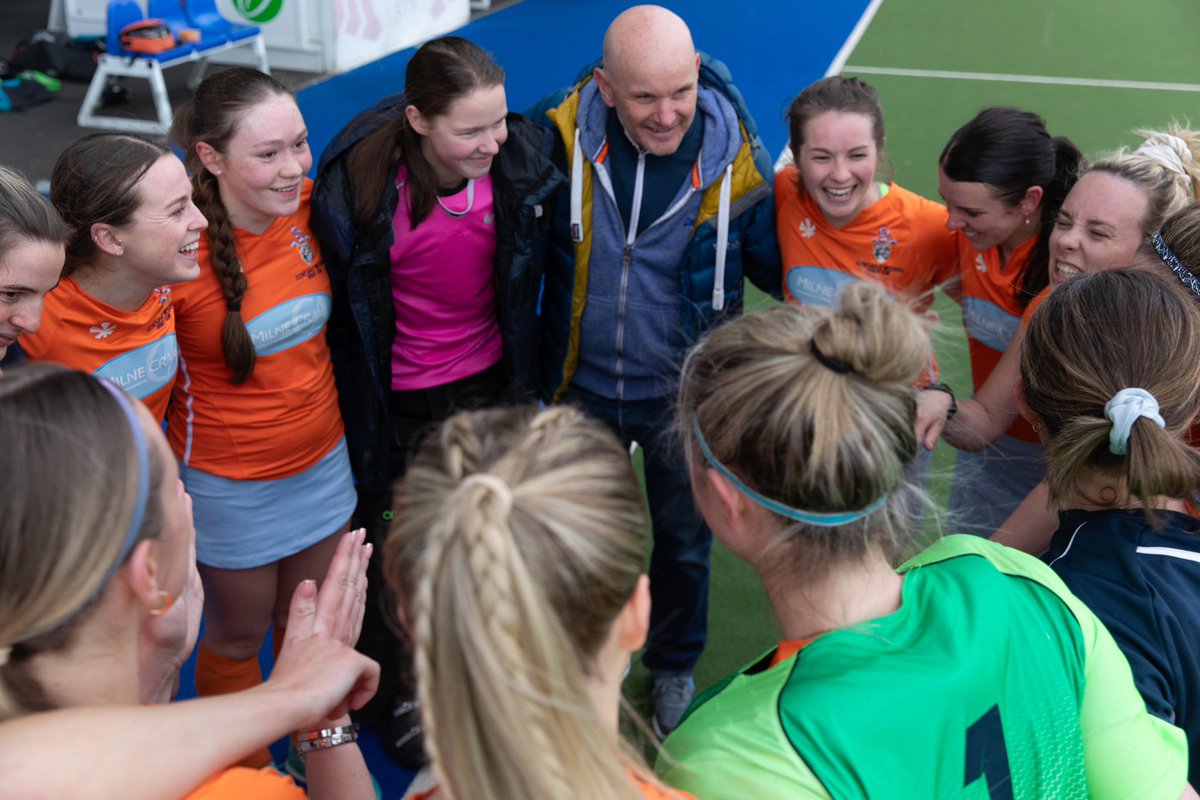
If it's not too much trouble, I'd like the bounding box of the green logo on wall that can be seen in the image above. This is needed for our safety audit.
[232,0,284,23]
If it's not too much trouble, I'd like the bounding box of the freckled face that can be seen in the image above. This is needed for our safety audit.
[207,94,312,232]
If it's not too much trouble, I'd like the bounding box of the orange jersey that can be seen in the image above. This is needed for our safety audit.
[958,235,1040,442]
[20,276,178,420]
[776,169,957,384]
[776,169,958,313]
[957,234,1037,389]
[186,767,303,799]
[167,181,344,480]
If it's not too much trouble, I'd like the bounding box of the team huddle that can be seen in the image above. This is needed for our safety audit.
[1,4,1199,799]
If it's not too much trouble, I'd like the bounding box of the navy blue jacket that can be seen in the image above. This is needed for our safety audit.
[311,95,564,492]
[1046,507,1200,786]
[525,54,781,403]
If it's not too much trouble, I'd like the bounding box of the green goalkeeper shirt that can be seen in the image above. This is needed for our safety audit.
[658,535,1187,799]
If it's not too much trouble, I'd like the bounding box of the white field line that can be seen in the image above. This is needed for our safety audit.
[826,0,887,76]
[842,65,1200,93]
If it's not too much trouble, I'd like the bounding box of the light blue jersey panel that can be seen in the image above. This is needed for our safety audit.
[95,333,179,400]
[786,266,862,307]
[246,294,332,357]
[962,296,1019,353]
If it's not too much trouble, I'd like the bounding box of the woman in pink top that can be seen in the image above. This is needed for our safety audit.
[311,36,562,766]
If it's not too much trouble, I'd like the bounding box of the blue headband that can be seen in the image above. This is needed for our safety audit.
[17,380,152,645]
[1152,231,1200,299]
[97,380,151,585]
[691,418,889,527]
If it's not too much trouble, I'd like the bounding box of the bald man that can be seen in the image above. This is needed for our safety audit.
[527,5,781,736]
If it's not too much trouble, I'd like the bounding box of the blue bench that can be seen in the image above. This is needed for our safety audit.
[77,0,270,135]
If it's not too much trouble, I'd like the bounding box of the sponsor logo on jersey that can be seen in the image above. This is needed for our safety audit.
[873,226,898,264]
[294,261,326,282]
[95,334,179,398]
[147,305,173,334]
[962,296,1019,352]
[799,218,816,239]
[245,294,331,357]
[786,266,861,307]
[975,254,987,273]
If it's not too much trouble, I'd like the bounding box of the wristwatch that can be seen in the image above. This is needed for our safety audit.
[923,382,958,420]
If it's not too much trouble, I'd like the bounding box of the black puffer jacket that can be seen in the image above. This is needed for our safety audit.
[311,94,564,493]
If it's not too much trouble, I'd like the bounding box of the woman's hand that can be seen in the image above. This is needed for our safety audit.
[915,389,954,451]
[314,527,371,648]
[268,529,377,727]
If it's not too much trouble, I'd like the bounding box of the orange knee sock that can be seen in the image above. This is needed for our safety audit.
[195,642,272,769]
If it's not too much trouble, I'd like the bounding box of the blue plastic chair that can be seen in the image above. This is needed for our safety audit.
[184,0,262,43]
[79,0,270,135]
[147,0,222,49]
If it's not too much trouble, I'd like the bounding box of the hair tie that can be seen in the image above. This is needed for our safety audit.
[1151,231,1200,298]
[1137,134,1193,189]
[226,300,242,313]
[809,340,853,375]
[1104,388,1165,455]
[461,473,514,517]
[691,418,888,526]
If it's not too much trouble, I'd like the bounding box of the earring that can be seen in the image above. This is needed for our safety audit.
[1024,216,1032,226]
[148,590,176,618]
[1032,421,1042,433]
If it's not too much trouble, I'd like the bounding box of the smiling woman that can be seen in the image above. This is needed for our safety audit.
[309,37,564,766]
[168,68,358,769]
[1050,126,1200,285]
[19,135,205,420]
[921,108,1083,534]
[776,76,958,326]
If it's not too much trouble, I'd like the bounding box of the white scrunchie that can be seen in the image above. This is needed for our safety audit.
[1137,133,1193,189]
[1104,388,1166,455]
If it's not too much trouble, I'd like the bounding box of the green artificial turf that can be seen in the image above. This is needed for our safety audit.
[629,0,1200,717]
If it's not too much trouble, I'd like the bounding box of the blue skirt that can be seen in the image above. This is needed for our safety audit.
[184,437,357,569]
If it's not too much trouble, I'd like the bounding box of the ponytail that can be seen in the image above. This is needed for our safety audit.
[678,281,930,579]
[941,108,1082,308]
[386,406,648,800]
[191,167,256,383]
[170,68,294,385]
[344,113,443,229]
[1021,269,1200,512]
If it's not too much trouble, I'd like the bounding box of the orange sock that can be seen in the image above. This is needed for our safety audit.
[195,642,272,769]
